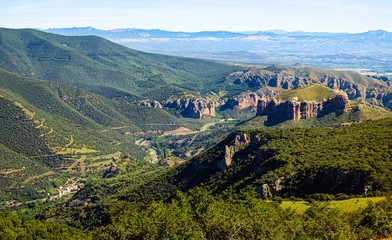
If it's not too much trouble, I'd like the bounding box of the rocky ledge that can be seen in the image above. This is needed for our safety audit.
[256,92,349,123]
[164,98,219,119]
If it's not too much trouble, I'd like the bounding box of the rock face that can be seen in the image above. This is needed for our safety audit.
[320,94,349,115]
[217,132,250,170]
[256,93,349,123]
[221,92,259,110]
[138,100,163,109]
[164,98,218,118]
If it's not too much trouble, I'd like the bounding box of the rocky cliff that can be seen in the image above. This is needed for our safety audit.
[220,92,259,110]
[228,67,391,110]
[164,98,218,118]
[256,92,349,123]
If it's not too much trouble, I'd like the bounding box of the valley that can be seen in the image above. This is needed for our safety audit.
[0,28,391,239]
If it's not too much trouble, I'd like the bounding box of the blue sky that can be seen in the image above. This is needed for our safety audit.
[0,0,391,32]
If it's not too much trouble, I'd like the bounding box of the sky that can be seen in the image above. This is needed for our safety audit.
[0,0,391,33]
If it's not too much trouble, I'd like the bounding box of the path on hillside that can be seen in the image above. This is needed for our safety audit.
[40,127,53,137]
[0,167,25,175]
[21,171,55,186]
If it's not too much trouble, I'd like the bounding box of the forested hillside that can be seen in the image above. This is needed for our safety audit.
[78,118,391,203]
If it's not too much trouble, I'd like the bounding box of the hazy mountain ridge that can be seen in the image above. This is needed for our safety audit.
[46,27,392,41]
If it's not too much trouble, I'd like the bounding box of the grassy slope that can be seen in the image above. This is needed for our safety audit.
[281,197,386,214]
[277,84,337,101]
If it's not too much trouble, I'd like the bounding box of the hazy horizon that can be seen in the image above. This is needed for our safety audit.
[40,26,390,34]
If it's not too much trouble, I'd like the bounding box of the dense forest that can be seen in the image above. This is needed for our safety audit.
[1,190,392,239]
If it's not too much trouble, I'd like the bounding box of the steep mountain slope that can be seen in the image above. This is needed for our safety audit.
[0,28,239,101]
[0,69,180,132]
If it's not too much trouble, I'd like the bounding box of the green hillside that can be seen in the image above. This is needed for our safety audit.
[0,69,180,131]
[0,96,50,157]
[0,96,61,202]
[0,69,184,202]
[0,28,240,100]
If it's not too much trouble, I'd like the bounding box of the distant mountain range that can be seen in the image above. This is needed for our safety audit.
[45,27,392,72]
[45,27,392,41]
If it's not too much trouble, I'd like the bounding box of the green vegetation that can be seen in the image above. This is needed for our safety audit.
[0,211,86,239]
[0,28,391,239]
[0,96,50,157]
